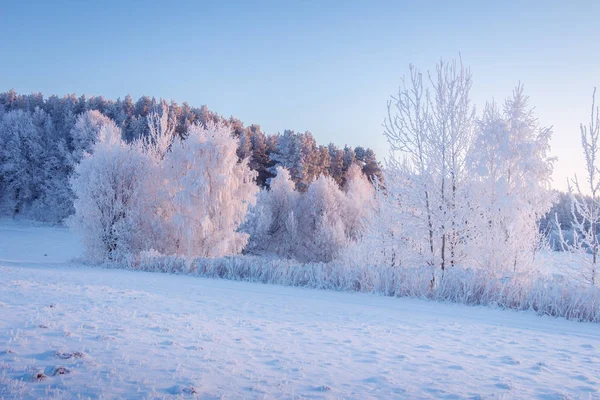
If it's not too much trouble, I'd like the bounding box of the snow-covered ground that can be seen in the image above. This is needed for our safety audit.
[1,221,599,399]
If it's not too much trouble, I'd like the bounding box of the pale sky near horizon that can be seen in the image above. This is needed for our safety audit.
[1,0,598,191]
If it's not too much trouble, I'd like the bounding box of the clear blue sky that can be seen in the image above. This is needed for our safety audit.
[1,0,598,190]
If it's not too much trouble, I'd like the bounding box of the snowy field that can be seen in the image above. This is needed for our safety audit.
[1,221,599,399]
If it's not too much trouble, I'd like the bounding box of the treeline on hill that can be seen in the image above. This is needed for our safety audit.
[0,89,382,222]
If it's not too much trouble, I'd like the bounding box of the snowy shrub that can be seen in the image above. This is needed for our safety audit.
[244,165,375,263]
[135,250,192,274]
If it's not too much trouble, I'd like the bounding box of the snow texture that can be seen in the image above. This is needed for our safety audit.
[1,221,600,399]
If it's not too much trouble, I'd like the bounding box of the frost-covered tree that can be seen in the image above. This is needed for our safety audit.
[68,122,153,261]
[0,110,44,216]
[360,148,383,185]
[382,59,475,272]
[146,107,176,160]
[381,65,435,267]
[469,86,555,272]
[270,130,321,192]
[29,107,73,222]
[243,166,299,257]
[328,143,345,185]
[245,165,374,263]
[297,175,348,262]
[343,169,416,268]
[343,164,376,242]
[247,125,273,187]
[69,110,115,163]
[427,59,476,270]
[0,107,73,221]
[557,87,600,286]
[236,130,253,161]
[318,145,331,178]
[342,146,356,173]
[163,122,258,258]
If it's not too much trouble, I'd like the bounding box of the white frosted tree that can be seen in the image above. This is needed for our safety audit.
[137,111,180,255]
[297,174,347,262]
[243,166,299,258]
[68,122,153,262]
[69,110,115,163]
[557,87,600,286]
[163,121,258,258]
[428,59,476,271]
[343,164,375,242]
[146,106,176,160]
[469,85,555,272]
[270,130,299,179]
[246,165,374,263]
[382,59,475,273]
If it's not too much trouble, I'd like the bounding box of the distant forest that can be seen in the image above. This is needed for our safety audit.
[0,90,382,222]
